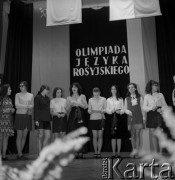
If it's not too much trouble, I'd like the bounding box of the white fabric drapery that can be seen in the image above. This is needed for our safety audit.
[46,0,82,26]
[109,0,161,21]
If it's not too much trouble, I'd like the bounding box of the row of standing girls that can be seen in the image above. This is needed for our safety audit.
[0,80,168,160]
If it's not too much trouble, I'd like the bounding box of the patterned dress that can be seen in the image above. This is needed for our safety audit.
[0,97,14,136]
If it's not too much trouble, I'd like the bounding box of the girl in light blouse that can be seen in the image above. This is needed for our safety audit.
[50,87,67,139]
[143,80,168,152]
[14,81,34,160]
[106,85,124,158]
[88,87,106,158]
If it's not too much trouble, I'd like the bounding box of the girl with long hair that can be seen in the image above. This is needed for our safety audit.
[50,87,67,139]
[0,84,15,160]
[106,85,124,158]
[34,85,51,153]
[66,82,88,159]
[125,83,145,158]
[143,80,168,153]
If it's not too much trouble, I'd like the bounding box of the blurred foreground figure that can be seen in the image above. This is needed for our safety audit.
[0,127,89,180]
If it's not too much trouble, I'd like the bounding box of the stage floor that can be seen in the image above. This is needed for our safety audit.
[3,153,154,180]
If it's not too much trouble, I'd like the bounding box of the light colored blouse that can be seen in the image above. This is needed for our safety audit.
[15,92,34,114]
[66,94,88,111]
[172,89,175,106]
[106,97,124,114]
[50,98,66,114]
[143,92,168,112]
[88,96,107,120]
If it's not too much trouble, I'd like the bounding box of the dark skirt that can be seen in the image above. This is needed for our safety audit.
[67,107,86,154]
[90,119,103,130]
[108,113,123,139]
[146,110,163,128]
[35,121,51,130]
[52,115,67,133]
[67,107,86,133]
[14,114,32,131]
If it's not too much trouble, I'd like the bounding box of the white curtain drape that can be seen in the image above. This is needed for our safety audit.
[109,0,161,21]
[46,0,82,26]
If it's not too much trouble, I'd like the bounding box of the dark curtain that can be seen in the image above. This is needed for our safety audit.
[70,8,131,152]
[156,0,175,106]
[3,0,33,154]
[156,0,175,139]
[0,0,3,60]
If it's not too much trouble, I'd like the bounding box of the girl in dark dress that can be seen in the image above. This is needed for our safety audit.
[50,87,67,139]
[66,82,88,159]
[106,85,124,158]
[34,85,51,153]
[125,83,145,158]
[0,84,15,160]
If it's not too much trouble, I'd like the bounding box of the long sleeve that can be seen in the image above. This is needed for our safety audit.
[124,98,131,115]
[143,95,152,112]
[65,97,72,113]
[34,96,40,122]
[88,99,92,114]
[160,93,168,110]
[172,89,175,105]
[28,94,34,109]
[120,99,124,114]
[106,99,112,114]
[15,93,28,109]
[81,95,88,109]
[102,98,107,112]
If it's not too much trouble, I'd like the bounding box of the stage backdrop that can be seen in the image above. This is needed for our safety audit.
[70,7,131,152]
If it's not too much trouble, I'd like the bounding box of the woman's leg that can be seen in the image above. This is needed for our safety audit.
[97,130,103,154]
[16,130,23,156]
[111,139,116,156]
[2,136,9,158]
[0,136,3,156]
[135,129,141,152]
[117,139,121,156]
[38,129,44,153]
[130,129,137,157]
[92,130,98,154]
[54,133,59,140]
[21,129,28,152]
[43,130,51,148]
[60,132,66,138]
[149,128,158,152]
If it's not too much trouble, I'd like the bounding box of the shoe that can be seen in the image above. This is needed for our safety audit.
[111,155,116,159]
[75,154,79,159]
[94,154,98,158]
[17,155,28,160]
[130,149,138,158]
[2,157,8,161]
[79,153,83,159]
[116,154,121,158]
[97,153,101,158]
